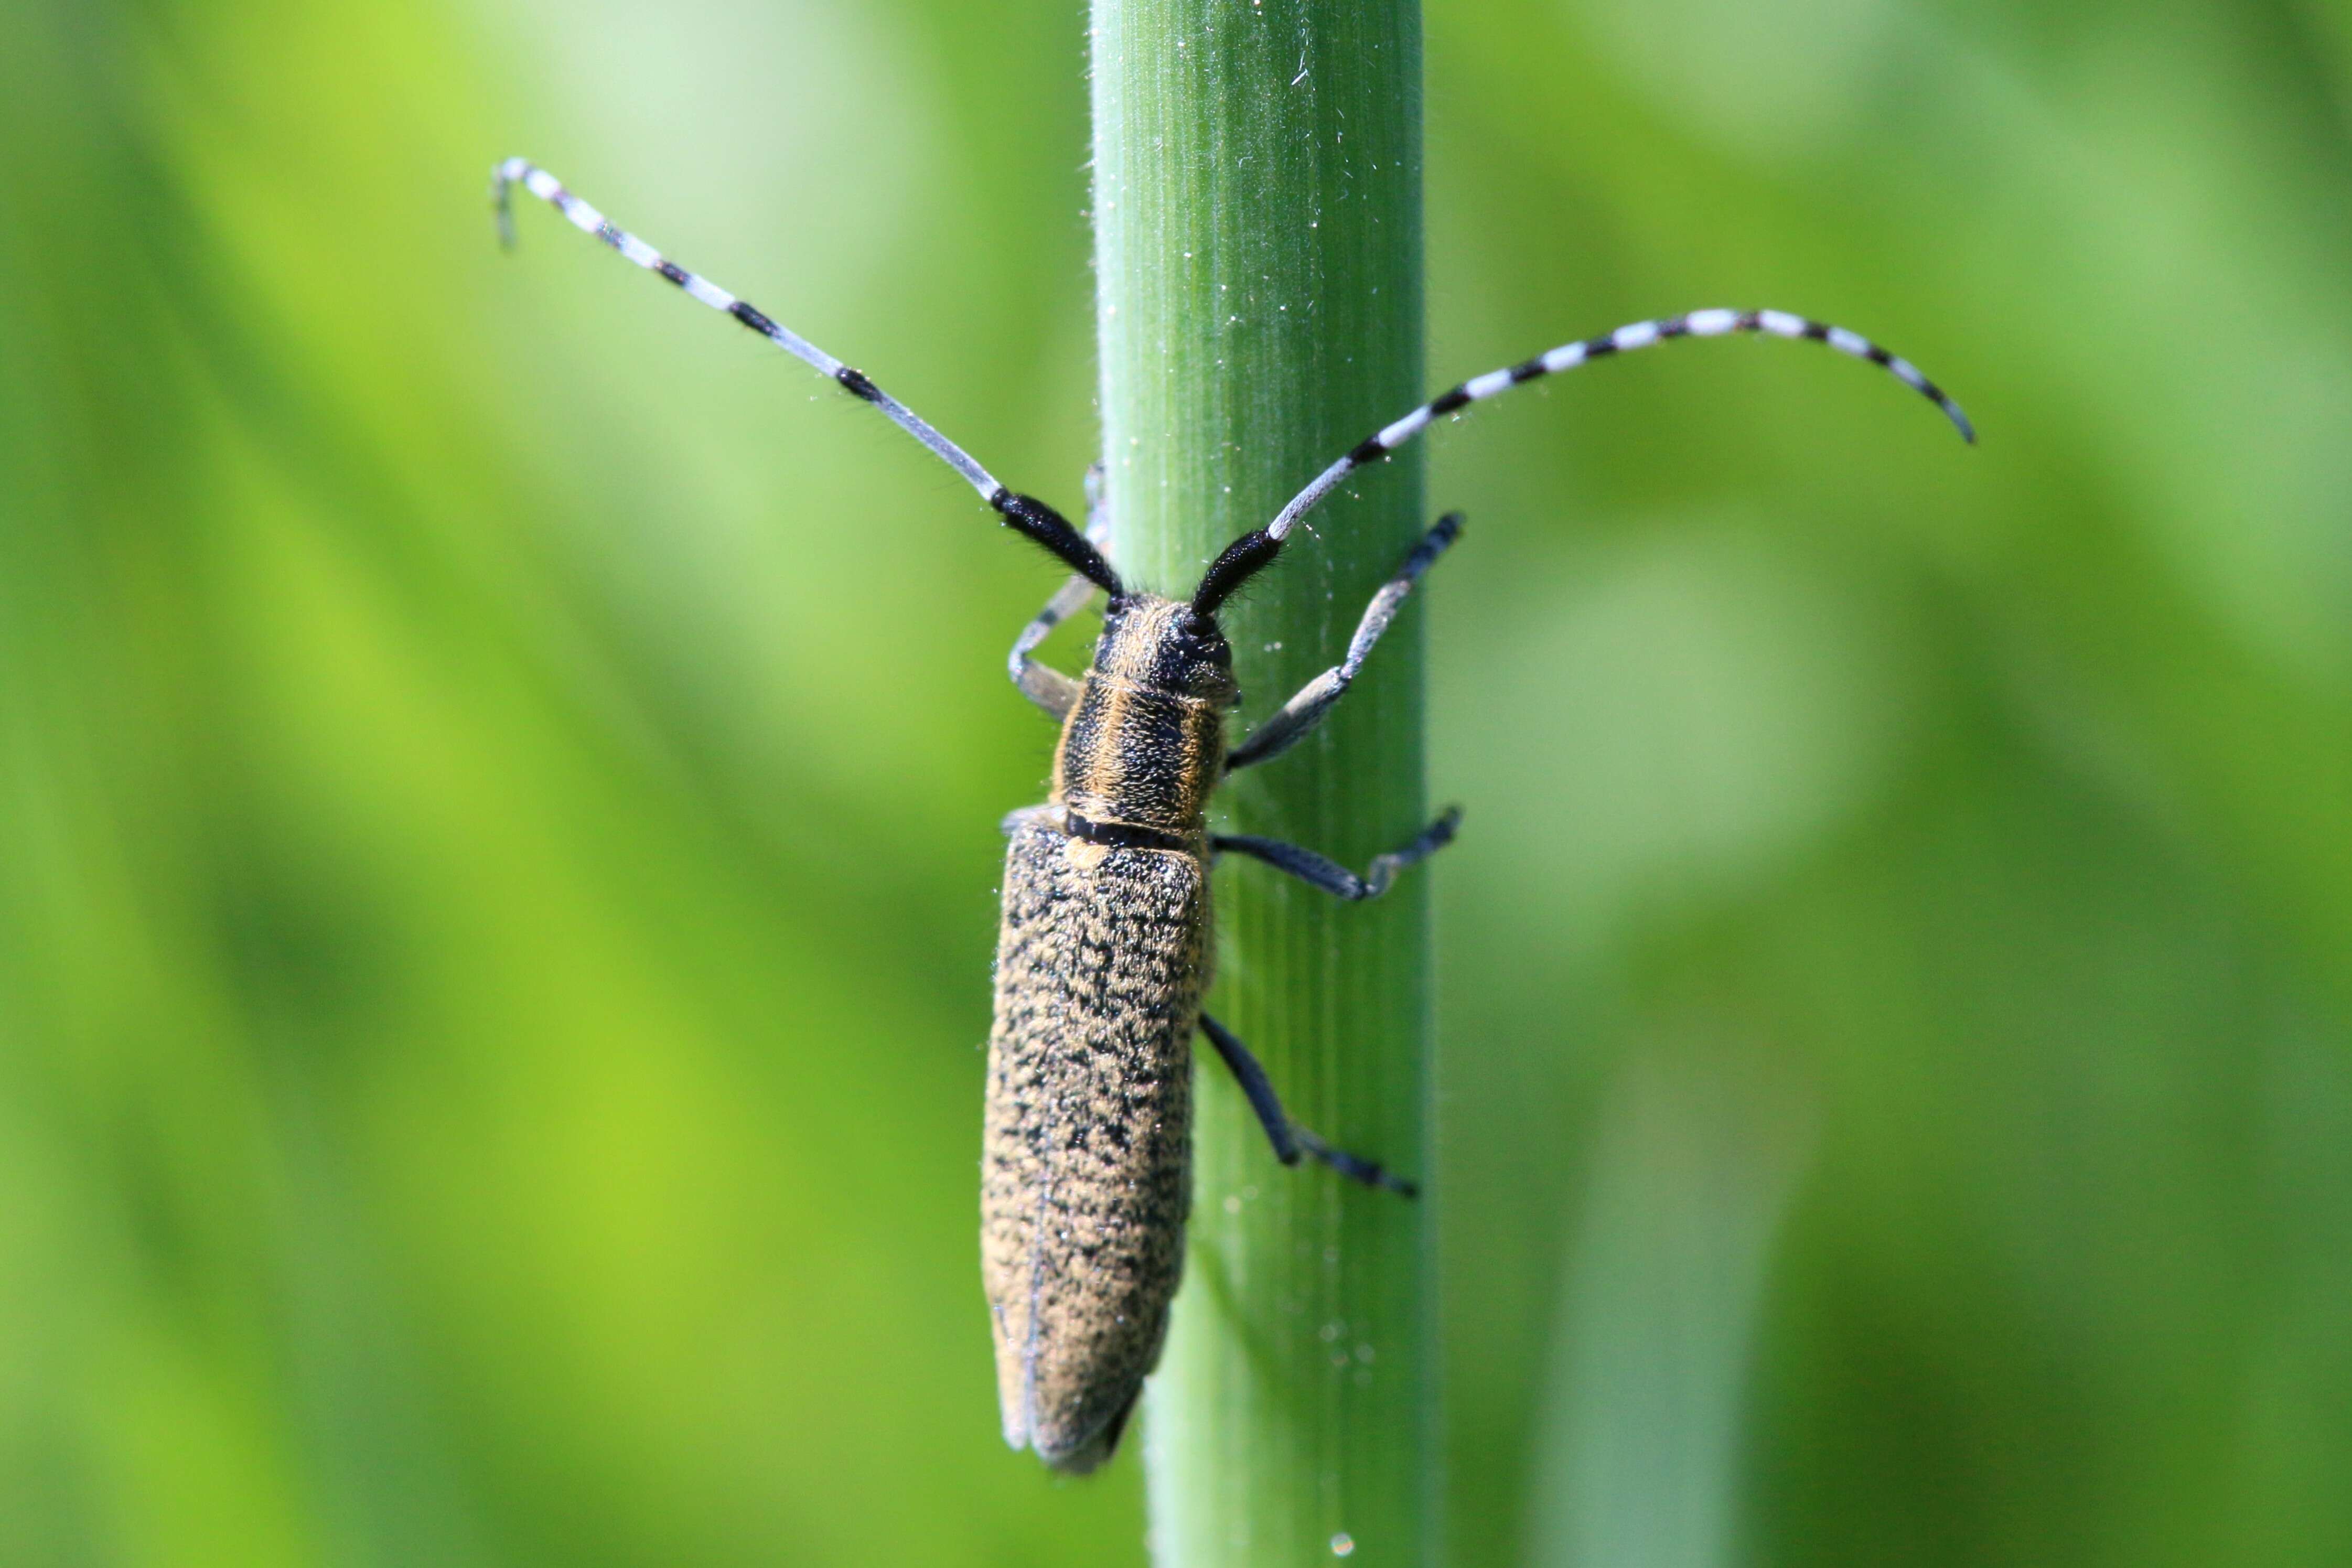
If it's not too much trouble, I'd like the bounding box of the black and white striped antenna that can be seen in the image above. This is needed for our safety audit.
[494,159,1970,596]
[1264,308,1973,544]
[491,158,1120,593]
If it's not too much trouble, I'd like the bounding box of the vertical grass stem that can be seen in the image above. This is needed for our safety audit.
[1090,2,1434,1561]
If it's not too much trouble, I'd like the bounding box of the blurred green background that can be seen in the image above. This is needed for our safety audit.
[6,0,2350,1563]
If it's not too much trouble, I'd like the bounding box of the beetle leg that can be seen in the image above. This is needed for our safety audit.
[1227,512,1461,772]
[1211,807,1460,901]
[1198,1013,1416,1198]
[1008,571,1097,719]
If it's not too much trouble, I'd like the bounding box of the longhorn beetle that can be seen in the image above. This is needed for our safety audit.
[492,157,1972,1474]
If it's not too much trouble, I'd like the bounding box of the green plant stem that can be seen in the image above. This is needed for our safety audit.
[1089,3,1432,1561]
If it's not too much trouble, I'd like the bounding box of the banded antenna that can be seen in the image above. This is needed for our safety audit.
[1265,308,1974,544]
[491,158,1119,594]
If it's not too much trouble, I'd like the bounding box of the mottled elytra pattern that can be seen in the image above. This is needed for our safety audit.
[984,813,1207,1473]
[492,158,1971,1475]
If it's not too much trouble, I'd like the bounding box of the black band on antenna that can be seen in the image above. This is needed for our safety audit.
[992,491,1123,595]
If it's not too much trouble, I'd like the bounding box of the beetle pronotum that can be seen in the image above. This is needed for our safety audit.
[492,157,1971,1473]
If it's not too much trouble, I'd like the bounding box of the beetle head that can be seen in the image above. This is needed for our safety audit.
[1093,594,1239,708]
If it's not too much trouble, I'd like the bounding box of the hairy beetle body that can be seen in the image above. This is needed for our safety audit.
[983,595,1234,1471]
[982,817,1205,1470]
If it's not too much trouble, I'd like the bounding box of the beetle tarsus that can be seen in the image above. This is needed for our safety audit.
[1293,1126,1420,1199]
